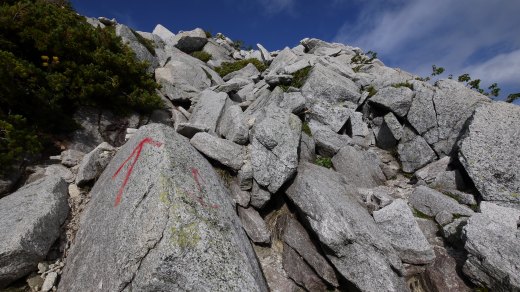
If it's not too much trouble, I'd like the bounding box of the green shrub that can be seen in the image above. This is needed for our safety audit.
[315,156,332,169]
[0,115,42,174]
[302,122,312,136]
[0,0,162,174]
[391,82,414,90]
[131,29,156,56]
[364,85,377,97]
[290,66,311,88]
[204,30,212,38]
[506,93,520,103]
[214,58,267,77]
[191,51,212,62]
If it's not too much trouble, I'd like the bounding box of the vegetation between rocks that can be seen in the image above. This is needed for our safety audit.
[315,156,333,169]
[392,82,414,90]
[214,58,267,77]
[280,66,312,91]
[0,0,162,174]
[191,50,212,62]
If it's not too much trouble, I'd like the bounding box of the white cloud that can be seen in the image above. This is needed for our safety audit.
[334,0,520,92]
[256,0,295,14]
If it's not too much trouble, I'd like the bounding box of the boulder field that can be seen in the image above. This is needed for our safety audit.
[1,18,519,292]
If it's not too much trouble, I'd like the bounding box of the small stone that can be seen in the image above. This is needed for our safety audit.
[68,184,81,200]
[38,262,49,274]
[435,210,454,226]
[41,272,58,292]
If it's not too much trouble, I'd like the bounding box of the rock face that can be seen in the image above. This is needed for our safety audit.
[286,163,406,292]
[332,145,385,188]
[458,102,520,207]
[409,186,474,217]
[0,176,68,287]
[190,132,245,171]
[462,212,520,290]
[373,199,435,265]
[75,142,116,186]
[59,124,268,292]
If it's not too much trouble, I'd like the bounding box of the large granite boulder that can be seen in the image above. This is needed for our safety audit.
[115,24,159,71]
[409,186,474,218]
[332,145,386,189]
[301,64,361,105]
[251,107,301,193]
[0,176,68,287]
[59,124,268,292]
[286,162,406,292]
[458,102,520,207]
[190,132,246,171]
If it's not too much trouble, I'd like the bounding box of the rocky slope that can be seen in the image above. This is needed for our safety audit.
[1,17,519,292]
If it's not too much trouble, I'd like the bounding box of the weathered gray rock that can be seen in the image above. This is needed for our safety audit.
[76,142,116,186]
[250,181,271,209]
[175,35,208,53]
[253,245,303,292]
[458,102,520,207]
[229,180,251,207]
[176,122,208,138]
[442,190,476,206]
[358,186,396,213]
[155,61,210,102]
[152,24,175,44]
[373,199,435,265]
[409,186,474,217]
[265,74,292,86]
[435,210,454,226]
[332,145,385,188]
[421,246,472,292]
[441,217,467,246]
[223,63,260,82]
[251,107,301,193]
[280,92,306,115]
[398,126,437,173]
[188,90,228,134]
[413,157,466,192]
[238,207,271,244]
[286,162,406,292]
[282,244,328,291]
[238,160,254,190]
[68,107,106,153]
[45,164,75,183]
[41,271,58,292]
[479,201,520,229]
[60,149,85,167]
[257,43,273,63]
[215,77,253,93]
[369,86,414,118]
[307,102,353,133]
[302,64,361,105]
[281,216,338,287]
[190,132,245,171]
[463,213,520,290]
[299,132,316,163]
[203,40,233,62]
[0,176,68,287]
[115,24,158,71]
[59,124,268,292]
[308,120,353,157]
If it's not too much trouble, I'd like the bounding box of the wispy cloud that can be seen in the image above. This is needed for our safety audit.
[334,0,520,94]
[256,0,295,14]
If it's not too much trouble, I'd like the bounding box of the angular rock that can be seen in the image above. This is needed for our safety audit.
[282,244,328,292]
[398,126,437,173]
[115,24,158,71]
[188,90,228,133]
[307,102,353,133]
[0,176,68,287]
[421,246,472,292]
[332,145,385,188]
[237,207,271,244]
[175,36,208,54]
[229,180,251,207]
[413,156,466,192]
[257,43,273,63]
[346,112,370,146]
[369,86,414,118]
[458,102,520,207]
[358,186,396,213]
[190,132,245,171]
[373,199,435,265]
[435,210,454,226]
[250,181,271,209]
[223,63,260,82]
[175,122,208,138]
[60,149,85,167]
[45,164,75,183]
[479,201,520,229]
[152,24,176,44]
[281,216,338,287]
[299,132,316,163]
[441,217,467,246]
[301,64,361,105]
[59,124,268,291]
[251,108,301,193]
[308,120,353,157]
[265,74,292,86]
[41,271,58,292]
[203,40,233,62]
[253,245,303,292]
[286,162,406,292]
[76,142,116,186]
[462,213,520,290]
[409,186,474,217]
[238,160,254,191]
[280,92,306,115]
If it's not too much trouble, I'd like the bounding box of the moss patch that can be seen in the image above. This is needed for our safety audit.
[131,29,157,56]
[191,51,212,62]
[214,58,267,77]
[315,155,333,169]
[391,82,414,90]
[302,122,312,136]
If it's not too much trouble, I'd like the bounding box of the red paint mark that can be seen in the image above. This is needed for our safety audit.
[112,137,162,207]
[190,167,219,209]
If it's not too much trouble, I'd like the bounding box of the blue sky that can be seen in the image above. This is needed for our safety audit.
[71,0,520,100]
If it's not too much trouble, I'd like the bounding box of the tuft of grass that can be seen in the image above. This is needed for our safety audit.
[302,122,312,136]
[290,66,312,88]
[191,51,212,62]
[352,65,363,73]
[131,29,156,56]
[214,58,267,77]
[204,30,212,38]
[413,208,432,219]
[391,82,414,90]
[365,85,377,97]
[315,155,333,169]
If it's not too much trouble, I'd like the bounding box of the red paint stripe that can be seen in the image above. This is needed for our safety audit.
[112,137,162,207]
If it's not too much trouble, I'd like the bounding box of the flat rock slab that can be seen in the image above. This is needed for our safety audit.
[0,176,68,287]
[373,199,435,265]
[409,186,474,218]
[59,124,267,292]
[458,102,520,207]
[237,207,271,244]
[190,132,245,171]
[286,162,406,292]
[188,90,228,134]
[332,145,385,189]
